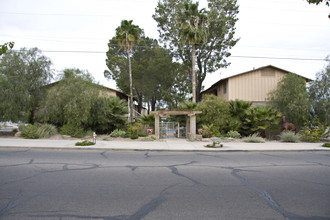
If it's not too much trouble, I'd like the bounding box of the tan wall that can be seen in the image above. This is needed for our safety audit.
[216,79,229,101]
[228,68,286,102]
[98,88,117,98]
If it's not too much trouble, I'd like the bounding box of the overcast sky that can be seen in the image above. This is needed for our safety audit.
[1,0,329,90]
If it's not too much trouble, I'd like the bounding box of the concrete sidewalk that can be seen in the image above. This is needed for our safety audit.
[0,137,329,152]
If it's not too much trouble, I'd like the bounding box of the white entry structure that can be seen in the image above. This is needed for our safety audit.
[150,110,202,140]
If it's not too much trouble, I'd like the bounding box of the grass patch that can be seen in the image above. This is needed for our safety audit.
[75,140,95,146]
[242,133,265,143]
[279,131,301,143]
[322,143,330,148]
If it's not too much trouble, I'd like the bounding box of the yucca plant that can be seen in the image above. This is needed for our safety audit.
[279,131,301,143]
[242,133,266,143]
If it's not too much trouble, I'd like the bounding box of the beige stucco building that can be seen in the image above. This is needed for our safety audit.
[201,65,310,105]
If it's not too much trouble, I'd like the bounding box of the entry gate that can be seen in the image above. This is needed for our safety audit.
[159,122,185,139]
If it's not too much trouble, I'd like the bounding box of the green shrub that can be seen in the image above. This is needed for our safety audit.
[21,124,39,139]
[110,129,127,137]
[60,123,85,138]
[199,124,220,138]
[279,131,301,143]
[242,133,266,143]
[142,136,157,141]
[196,95,231,134]
[300,126,325,142]
[127,122,147,136]
[130,134,139,140]
[37,124,58,138]
[322,143,330,148]
[227,130,241,139]
[75,140,95,146]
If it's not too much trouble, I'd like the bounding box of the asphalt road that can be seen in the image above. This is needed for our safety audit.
[0,149,329,220]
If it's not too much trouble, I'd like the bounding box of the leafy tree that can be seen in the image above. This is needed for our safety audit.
[0,47,53,123]
[114,20,142,122]
[88,96,128,134]
[308,61,330,126]
[268,73,309,128]
[153,0,239,101]
[0,42,14,56]
[36,68,98,130]
[105,36,188,112]
[307,0,330,18]
[177,1,208,102]
[196,94,231,134]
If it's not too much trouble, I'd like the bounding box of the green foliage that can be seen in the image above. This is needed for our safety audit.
[0,47,53,123]
[242,133,266,143]
[268,73,309,127]
[300,126,325,142]
[242,105,281,136]
[60,123,85,138]
[20,124,39,139]
[308,61,329,126]
[138,115,155,129]
[127,122,148,137]
[130,134,139,140]
[200,124,220,138]
[142,136,157,141]
[322,143,330,148]
[89,96,128,134]
[110,129,127,138]
[196,95,231,134]
[153,0,239,101]
[37,124,58,138]
[0,42,14,55]
[178,100,198,110]
[228,100,253,133]
[75,140,95,146]
[36,68,98,128]
[227,130,241,139]
[279,131,301,143]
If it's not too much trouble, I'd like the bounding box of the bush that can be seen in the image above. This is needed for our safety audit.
[300,126,325,142]
[127,122,147,137]
[199,124,220,138]
[196,95,231,134]
[322,143,330,148]
[20,124,39,139]
[279,131,301,143]
[227,130,241,139]
[130,134,139,140]
[110,129,127,138]
[37,124,58,138]
[242,133,266,143]
[60,123,85,138]
[75,140,95,146]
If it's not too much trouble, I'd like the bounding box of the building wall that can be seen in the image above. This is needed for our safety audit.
[216,79,229,101]
[228,68,286,102]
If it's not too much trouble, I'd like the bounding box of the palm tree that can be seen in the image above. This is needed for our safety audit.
[178,1,208,103]
[115,20,142,122]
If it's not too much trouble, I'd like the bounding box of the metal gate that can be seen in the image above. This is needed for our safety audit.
[159,122,185,139]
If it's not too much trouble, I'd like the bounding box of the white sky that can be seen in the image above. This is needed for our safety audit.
[1,0,329,91]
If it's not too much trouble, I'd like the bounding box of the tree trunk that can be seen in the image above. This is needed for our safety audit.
[151,96,156,111]
[192,44,196,103]
[128,50,134,122]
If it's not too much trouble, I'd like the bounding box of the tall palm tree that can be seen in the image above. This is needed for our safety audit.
[178,1,208,103]
[115,20,142,122]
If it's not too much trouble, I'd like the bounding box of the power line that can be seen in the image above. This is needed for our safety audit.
[38,49,329,61]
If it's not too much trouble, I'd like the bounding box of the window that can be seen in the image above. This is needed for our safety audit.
[223,82,227,94]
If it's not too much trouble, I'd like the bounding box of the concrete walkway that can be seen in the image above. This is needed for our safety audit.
[0,137,329,152]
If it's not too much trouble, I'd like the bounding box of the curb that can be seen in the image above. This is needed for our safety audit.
[0,146,329,153]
